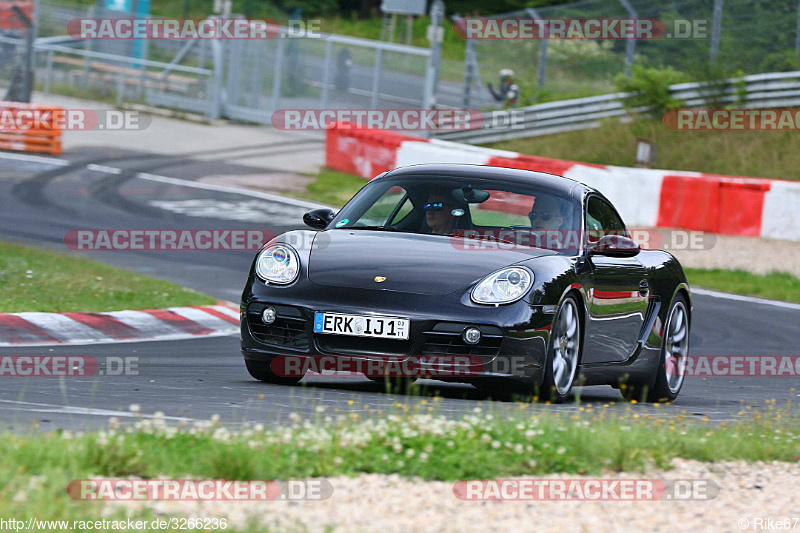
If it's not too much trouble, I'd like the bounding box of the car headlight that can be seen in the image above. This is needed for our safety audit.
[255,244,300,285]
[471,267,532,305]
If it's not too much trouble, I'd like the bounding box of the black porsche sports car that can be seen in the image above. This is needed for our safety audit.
[240,164,692,402]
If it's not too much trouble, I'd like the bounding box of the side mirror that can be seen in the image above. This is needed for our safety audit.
[588,234,640,257]
[303,208,336,230]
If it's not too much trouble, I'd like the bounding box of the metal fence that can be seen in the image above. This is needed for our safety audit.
[6,0,450,124]
[467,0,800,108]
[0,3,34,102]
[437,70,800,143]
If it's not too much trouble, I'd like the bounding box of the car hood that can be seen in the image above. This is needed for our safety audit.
[307,230,556,296]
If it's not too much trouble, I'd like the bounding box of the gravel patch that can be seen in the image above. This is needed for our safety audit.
[112,459,800,532]
[667,232,800,277]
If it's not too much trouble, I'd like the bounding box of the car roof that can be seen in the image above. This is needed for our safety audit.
[379,163,595,201]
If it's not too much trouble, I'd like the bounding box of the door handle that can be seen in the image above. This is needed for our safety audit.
[638,280,649,297]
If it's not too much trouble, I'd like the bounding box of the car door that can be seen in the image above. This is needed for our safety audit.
[582,195,649,363]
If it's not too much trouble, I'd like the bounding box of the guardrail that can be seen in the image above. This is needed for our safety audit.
[0,101,62,154]
[434,71,800,144]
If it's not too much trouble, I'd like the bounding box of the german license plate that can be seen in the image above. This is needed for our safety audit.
[313,312,409,340]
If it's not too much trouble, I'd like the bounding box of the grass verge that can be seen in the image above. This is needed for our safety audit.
[0,240,216,312]
[1,404,798,528]
[485,117,800,181]
[685,268,800,304]
[282,167,367,207]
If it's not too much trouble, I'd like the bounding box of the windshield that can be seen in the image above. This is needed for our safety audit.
[329,175,582,253]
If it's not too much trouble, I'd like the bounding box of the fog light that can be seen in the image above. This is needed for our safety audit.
[261,306,277,324]
[463,326,481,345]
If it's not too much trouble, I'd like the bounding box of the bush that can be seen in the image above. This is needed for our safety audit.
[615,66,689,117]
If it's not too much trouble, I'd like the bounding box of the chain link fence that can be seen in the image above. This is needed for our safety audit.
[469,0,800,107]
[8,0,444,123]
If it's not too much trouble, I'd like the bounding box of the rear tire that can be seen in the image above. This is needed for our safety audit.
[622,293,690,403]
[245,359,303,385]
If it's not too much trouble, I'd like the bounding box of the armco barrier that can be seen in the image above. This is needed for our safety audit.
[325,122,800,241]
[0,101,63,155]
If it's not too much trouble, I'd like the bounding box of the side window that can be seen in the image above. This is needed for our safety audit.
[354,186,410,227]
[388,196,414,225]
[586,196,627,242]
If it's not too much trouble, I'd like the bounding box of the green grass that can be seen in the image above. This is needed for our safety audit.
[685,268,800,304]
[485,117,800,181]
[1,404,799,527]
[8,405,800,483]
[0,240,216,312]
[285,167,368,207]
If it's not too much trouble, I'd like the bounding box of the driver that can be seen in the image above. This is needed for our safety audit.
[424,190,457,235]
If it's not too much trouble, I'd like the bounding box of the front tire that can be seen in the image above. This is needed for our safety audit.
[245,359,303,385]
[540,294,582,403]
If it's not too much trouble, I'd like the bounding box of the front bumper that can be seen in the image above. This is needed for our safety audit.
[240,277,554,384]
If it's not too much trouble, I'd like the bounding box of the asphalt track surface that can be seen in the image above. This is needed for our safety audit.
[1,149,799,430]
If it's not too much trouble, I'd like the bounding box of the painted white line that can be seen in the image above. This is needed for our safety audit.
[0,151,332,210]
[167,306,237,331]
[14,312,111,342]
[692,287,800,311]
[86,163,122,174]
[136,172,331,210]
[0,399,193,421]
[0,151,70,166]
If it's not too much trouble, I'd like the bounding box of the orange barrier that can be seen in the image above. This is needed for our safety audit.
[0,1,34,30]
[0,101,63,155]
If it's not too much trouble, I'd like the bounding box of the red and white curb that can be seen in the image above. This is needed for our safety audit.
[0,302,240,346]
[326,122,800,242]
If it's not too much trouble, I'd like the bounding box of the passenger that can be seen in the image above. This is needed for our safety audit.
[528,193,569,231]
